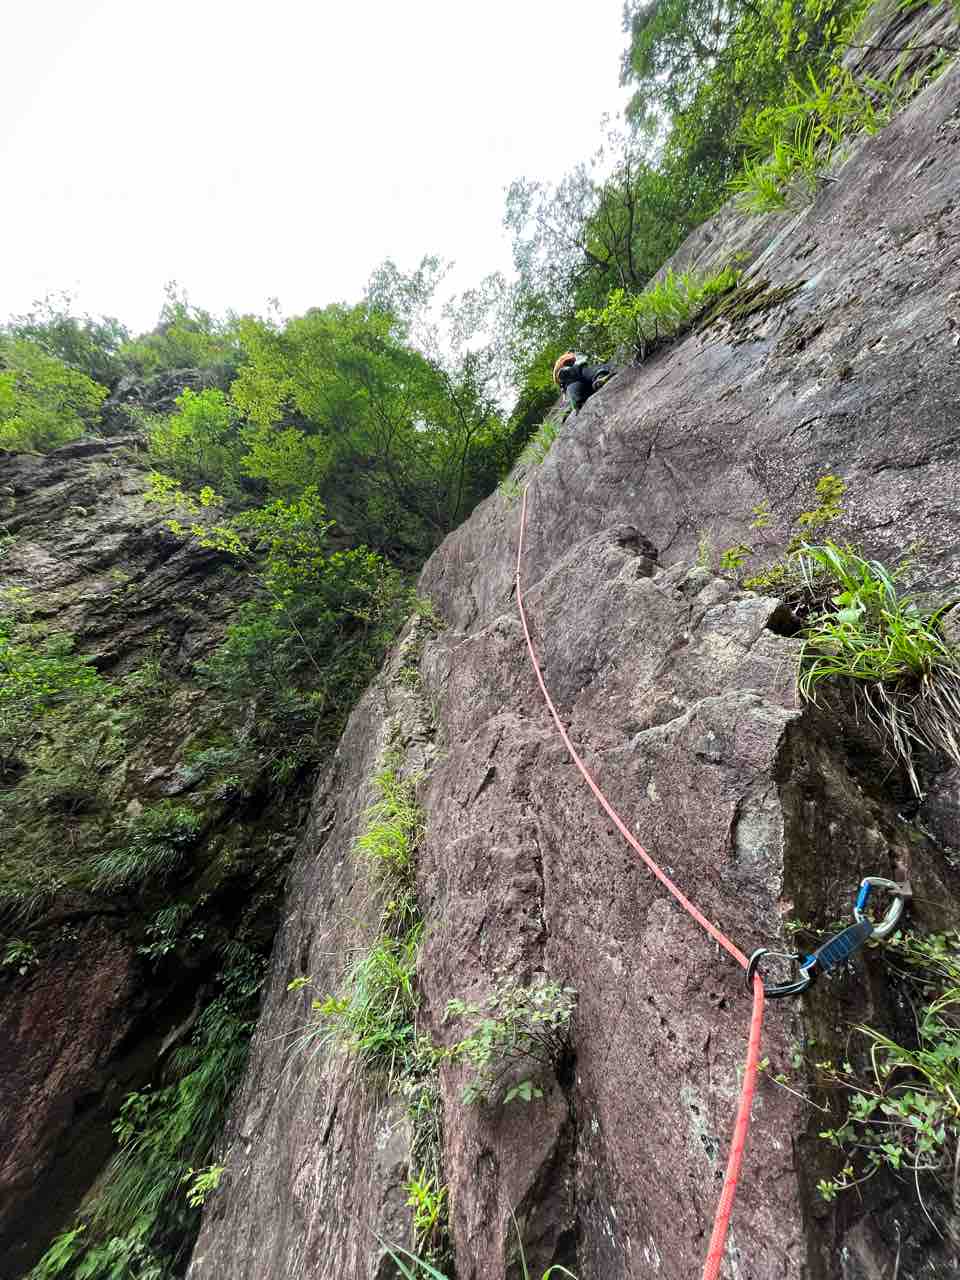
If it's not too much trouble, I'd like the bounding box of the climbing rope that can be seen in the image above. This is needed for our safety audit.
[514,485,765,1280]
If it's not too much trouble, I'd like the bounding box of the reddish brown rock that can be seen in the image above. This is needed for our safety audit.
[188,46,960,1280]
[0,920,142,1277]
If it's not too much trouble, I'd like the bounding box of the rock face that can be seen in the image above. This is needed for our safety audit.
[188,52,960,1280]
[0,919,146,1276]
[0,437,303,1275]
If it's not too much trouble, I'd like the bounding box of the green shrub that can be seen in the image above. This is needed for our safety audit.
[499,417,563,498]
[724,474,846,589]
[576,267,738,362]
[309,756,429,1081]
[816,932,960,1211]
[0,338,107,452]
[4,295,129,387]
[118,286,243,382]
[147,388,244,490]
[2,938,39,975]
[308,927,423,1087]
[0,604,130,920]
[193,489,413,768]
[444,980,577,1106]
[0,612,118,775]
[730,64,907,211]
[355,760,423,907]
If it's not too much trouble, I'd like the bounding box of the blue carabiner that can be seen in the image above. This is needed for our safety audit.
[748,877,910,999]
[747,919,875,998]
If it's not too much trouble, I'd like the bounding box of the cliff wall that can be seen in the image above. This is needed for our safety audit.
[187,38,960,1280]
[0,438,306,1276]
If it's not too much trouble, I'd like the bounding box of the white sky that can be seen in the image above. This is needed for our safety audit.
[1,0,632,334]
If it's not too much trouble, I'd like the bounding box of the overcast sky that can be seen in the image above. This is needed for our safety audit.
[2,0,632,334]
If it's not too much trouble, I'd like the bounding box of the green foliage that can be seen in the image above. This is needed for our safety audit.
[355,760,424,921]
[722,481,960,791]
[119,284,243,383]
[0,607,108,772]
[443,980,577,1106]
[90,804,202,893]
[720,543,753,574]
[192,489,413,773]
[795,542,960,793]
[728,123,821,211]
[231,302,508,564]
[309,928,423,1085]
[502,130,705,372]
[404,1171,448,1256]
[0,596,133,920]
[815,932,960,1210]
[182,1164,224,1209]
[577,267,739,362]
[729,65,900,210]
[146,388,244,490]
[305,759,428,1082]
[2,937,39,975]
[500,415,563,498]
[793,473,846,539]
[32,955,263,1280]
[721,473,846,586]
[4,293,130,387]
[121,644,174,717]
[137,904,199,963]
[0,337,108,452]
[623,0,873,190]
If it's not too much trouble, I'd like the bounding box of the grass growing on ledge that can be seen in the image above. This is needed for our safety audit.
[293,745,453,1268]
[309,927,423,1085]
[576,265,739,363]
[795,542,960,795]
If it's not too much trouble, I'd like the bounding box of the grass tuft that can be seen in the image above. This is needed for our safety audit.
[795,542,960,794]
[90,804,202,892]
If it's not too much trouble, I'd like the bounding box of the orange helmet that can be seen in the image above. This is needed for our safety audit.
[552,352,577,385]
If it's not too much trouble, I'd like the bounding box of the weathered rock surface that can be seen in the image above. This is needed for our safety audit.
[0,438,302,1274]
[1,920,149,1277]
[188,50,960,1280]
[188,625,439,1280]
[100,368,223,435]
[0,435,241,672]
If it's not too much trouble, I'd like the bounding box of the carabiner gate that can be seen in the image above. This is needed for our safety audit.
[746,948,815,999]
[853,876,911,941]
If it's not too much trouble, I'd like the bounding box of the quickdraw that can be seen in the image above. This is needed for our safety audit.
[747,877,911,999]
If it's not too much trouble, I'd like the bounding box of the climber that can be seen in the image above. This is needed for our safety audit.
[552,352,614,415]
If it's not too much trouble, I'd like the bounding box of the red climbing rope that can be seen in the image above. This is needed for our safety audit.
[514,485,765,1280]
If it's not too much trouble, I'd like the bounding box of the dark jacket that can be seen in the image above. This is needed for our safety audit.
[557,360,609,411]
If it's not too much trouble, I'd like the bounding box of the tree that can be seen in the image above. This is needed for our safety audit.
[0,338,108,452]
[119,283,245,384]
[4,293,129,388]
[230,302,508,564]
[621,0,748,119]
[146,387,247,490]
